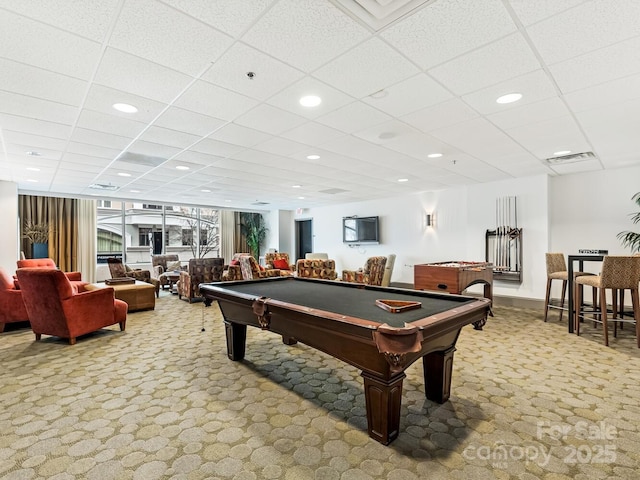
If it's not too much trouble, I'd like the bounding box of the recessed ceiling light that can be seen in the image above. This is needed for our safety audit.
[306,154,320,160]
[553,150,572,156]
[201,189,211,193]
[299,95,321,107]
[398,178,409,182]
[26,167,40,171]
[175,165,190,171]
[26,179,38,183]
[427,153,442,158]
[297,196,305,200]
[292,185,301,188]
[378,132,396,140]
[117,172,131,177]
[130,189,141,193]
[25,151,41,156]
[113,103,138,113]
[225,199,232,203]
[496,93,522,104]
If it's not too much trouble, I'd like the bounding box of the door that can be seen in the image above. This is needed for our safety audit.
[153,232,163,255]
[295,219,313,261]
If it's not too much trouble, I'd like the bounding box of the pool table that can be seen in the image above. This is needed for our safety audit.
[201,276,490,445]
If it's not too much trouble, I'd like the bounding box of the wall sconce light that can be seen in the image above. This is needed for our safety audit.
[425,212,435,228]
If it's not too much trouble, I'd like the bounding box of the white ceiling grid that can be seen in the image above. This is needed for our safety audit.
[0,0,639,209]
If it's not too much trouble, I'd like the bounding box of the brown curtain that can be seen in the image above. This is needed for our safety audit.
[19,195,79,272]
[233,211,249,254]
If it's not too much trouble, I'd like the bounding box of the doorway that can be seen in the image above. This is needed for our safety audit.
[295,219,313,261]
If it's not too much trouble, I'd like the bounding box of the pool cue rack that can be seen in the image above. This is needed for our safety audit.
[485,196,522,283]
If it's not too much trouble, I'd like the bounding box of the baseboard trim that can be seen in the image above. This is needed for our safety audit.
[391,282,543,310]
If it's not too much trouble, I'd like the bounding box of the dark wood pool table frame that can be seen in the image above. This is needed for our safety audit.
[201,277,490,445]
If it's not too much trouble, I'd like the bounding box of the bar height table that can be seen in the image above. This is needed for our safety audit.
[567,254,605,333]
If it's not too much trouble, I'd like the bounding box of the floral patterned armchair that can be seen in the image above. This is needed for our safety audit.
[222,253,249,281]
[238,255,281,280]
[178,257,225,303]
[296,259,337,280]
[341,256,387,286]
[264,252,295,276]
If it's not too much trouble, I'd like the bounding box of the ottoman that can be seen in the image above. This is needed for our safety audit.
[85,280,156,312]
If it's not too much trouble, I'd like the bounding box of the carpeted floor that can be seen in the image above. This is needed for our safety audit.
[1,292,639,479]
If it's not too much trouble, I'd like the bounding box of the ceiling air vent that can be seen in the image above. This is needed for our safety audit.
[117,152,166,167]
[251,201,270,206]
[545,151,597,165]
[329,0,437,32]
[88,183,118,191]
[320,188,349,194]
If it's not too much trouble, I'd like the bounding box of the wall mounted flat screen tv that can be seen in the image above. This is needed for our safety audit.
[343,216,379,244]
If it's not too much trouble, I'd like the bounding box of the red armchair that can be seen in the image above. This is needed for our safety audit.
[16,258,88,291]
[16,268,127,345]
[0,267,29,333]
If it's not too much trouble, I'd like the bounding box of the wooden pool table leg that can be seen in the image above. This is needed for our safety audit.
[423,346,456,403]
[361,371,405,445]
[224,320,246,361]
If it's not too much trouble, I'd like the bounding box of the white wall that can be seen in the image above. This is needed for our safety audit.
[297,174,550,300]
[0,181,19,274]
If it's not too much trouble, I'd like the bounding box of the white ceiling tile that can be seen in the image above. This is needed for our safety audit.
[67,142,122,160]
[526,0,640,64]
[201,43,304,101]
[0,114,71,139]
[564,73,640,113]
[253,137,308,157]
[138,126,202,150]
[352,119,418,145]
[0,91,78,125]
[234,104,307,135]
[189,138,246,158]
[281,122,345,146]
[0,9,102,79]
[71,128,134,151]
[208,123,272,148]
[77,110,147,139]
[242,0,369,72]
[126,140,183,160]
[429,34,541,95]
[82,84,168,123]
[381,0,516,69]
[155,107,226,137]
[94,48,193,103]
[504,115,591,159]
[175,80,258,121]
[4,131,67,152]
[430,117,529,160]
[162,0,273,38]
[0,58,88,106]
[362,73,453,117]
[461,70,558,115]
[487,97,571,130]
[110,0,233,76]
[316,101,391,134]
[508,0,588,26]
[0,0,121,41]
[548,36,640,94]
[266,77,355,119]
[401,98,479,133]
[314,37,420,98]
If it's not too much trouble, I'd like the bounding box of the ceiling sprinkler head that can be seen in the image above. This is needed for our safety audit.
[246,71,256,79]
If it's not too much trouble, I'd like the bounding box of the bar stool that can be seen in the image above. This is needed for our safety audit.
[544,253,596,322]
[574,255,640,347]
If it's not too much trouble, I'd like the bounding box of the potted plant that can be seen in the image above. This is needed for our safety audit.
[617,192,640,252]
[239,213,268,259]
[23,221,51,258]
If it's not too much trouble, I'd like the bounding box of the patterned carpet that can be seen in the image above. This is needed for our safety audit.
[1,292,639,480]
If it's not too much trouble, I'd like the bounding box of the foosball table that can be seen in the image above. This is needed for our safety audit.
[413,261,493,304]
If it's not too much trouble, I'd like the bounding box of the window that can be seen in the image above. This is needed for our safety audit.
[139,227,151,246]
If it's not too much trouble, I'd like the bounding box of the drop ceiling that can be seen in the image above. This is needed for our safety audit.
[1,0,639,210]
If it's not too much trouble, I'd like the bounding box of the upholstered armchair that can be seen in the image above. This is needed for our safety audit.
[222,253,249,281]
[238,255,281,280]
[151,254,185,290]
[16,258,88,292]
[15,268,127,345]
[0,267,29,333]
[178,257,225,303]
[264,252,295,275]
[341,256,387,286]
[107,258,159,297]
[296,259,337,280]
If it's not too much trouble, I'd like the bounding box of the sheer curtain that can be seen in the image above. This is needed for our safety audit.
[76,199,97,282]
[220,210,235,264]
